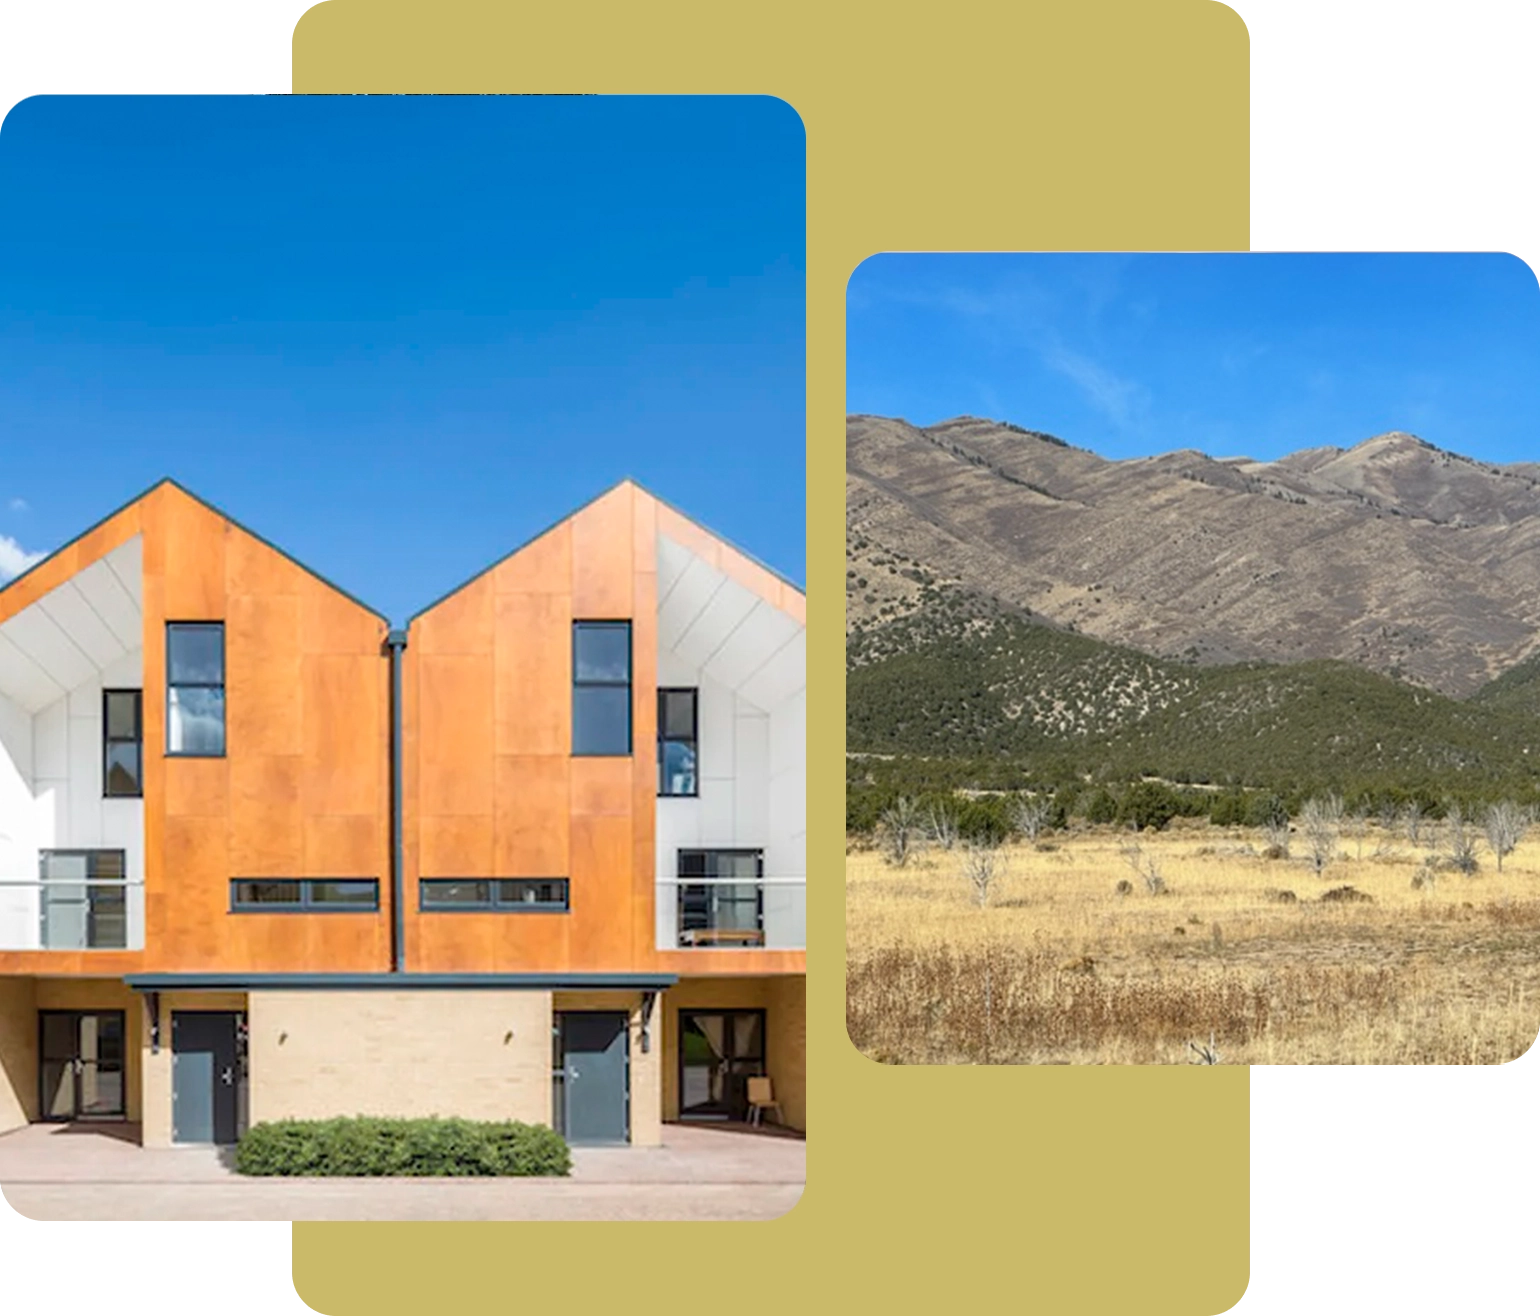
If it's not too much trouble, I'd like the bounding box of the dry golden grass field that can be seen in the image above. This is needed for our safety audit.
[846,820,1540,1065]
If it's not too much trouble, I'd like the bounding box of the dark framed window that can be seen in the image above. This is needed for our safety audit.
[39,1009,127,1120]
[678,1008,767,1121]
[229,879,379,912]
[573,621,631,755]
[677,849,764,948]
[419,878,570,912]
[102,689,143,798]
[39,850,128,950]
[167,622,225,757]
[657,688,698,796]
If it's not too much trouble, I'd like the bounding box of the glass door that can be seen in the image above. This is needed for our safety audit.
[38,1010,127,1121]
[678,1009,766,1121]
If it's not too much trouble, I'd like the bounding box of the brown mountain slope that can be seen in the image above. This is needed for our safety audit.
[847,414,1540,697]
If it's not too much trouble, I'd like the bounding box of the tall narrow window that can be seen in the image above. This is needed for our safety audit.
[658,687,698,796]
[166,623,225,757]
[572,621,631,755]
[102,689,143,798]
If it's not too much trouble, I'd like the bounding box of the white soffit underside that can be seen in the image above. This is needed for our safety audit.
[0,535,143,712]
[656,532,804,713]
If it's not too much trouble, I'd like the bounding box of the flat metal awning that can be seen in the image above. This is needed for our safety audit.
[123,972,680,991]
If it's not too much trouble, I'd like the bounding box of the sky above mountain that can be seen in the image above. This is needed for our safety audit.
[847,252,1539,467]
[0,95,806,608]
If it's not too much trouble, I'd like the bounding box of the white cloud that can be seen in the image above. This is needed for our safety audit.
[1039,339,1150,433]
[7,498,27,513]
[0,534,45,582]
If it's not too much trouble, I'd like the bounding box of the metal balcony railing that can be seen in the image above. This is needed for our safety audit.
[657,876,806,951]
[0,880,146,951]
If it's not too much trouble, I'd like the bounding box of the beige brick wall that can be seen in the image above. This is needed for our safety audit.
[140,991,247,1147]
[553,991,661,1146]
[0,977,39,1132]
[767,974,806,1132]
[661,975,806,1133]
[247,990,552,1127]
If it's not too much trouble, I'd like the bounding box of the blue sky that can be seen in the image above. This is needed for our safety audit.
[0,95,805,607]
[848,252,1540,465]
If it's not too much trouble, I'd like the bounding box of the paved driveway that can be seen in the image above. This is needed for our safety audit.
[0,1122,805,1221]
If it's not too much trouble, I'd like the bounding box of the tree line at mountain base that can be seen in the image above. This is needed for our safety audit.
[847,754,1540,847]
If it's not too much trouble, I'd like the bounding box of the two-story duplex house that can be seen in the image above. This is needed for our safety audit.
[0,479,805,1147]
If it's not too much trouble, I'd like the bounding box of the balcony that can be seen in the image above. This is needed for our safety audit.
[0,881,146,951]
[660,877,805,951]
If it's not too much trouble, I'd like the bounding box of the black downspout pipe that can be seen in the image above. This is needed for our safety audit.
[386,628,409,973]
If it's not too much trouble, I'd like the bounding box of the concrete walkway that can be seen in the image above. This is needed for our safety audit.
[0,1121,805,1221]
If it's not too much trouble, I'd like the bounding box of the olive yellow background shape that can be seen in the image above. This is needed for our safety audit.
[289,3,1250,1313]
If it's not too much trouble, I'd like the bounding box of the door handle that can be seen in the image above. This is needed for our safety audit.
[570,1068,580,1080]
[220,1067,234,1086]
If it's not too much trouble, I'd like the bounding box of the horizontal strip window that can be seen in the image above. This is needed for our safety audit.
[420,879,570,912]
[230,879,380,912]
[41,849,126,882]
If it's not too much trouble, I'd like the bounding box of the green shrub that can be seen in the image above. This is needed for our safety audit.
[234,1116,572,1177]
[1052,782,1082,821]
[1118,780,1182,832]
[1245,792,1289,830]
[1209,792,1249,827]
[956,795,1012,845]
[1082,787,1119,825]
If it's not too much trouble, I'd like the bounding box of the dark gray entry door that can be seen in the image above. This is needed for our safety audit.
[559,1012,629,1144]
[171,1012,240,1144]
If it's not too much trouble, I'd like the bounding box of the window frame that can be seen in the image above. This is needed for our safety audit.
[102,688,144,799]
[676,848,766,948]
[165,621,227,759]
[418,878,571,913]
[571,620,633,757]
[38,849,129,950]
[228,879,381,913]
[657,686,699,798]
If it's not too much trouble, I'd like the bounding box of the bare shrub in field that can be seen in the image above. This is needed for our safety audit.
[1343,803,1369,861]
[1484,801,1530,873]
[1262,810,1291,860]
[961,842,1003,908]
[1300,794,1343,879]
[1445,801,1479,876]
[1119,841,1166,895]
[878,796,922,867]
[1401,801,1426,847]
[926,800,961,852]
[1188,1032,1222,1065]
[1013,794,1053,847]
[1372,801,1402,859]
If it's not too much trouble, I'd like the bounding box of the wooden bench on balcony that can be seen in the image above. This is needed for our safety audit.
[680,927,766,948]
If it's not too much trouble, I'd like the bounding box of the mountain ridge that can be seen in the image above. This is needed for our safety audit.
[847,413,1540,698]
